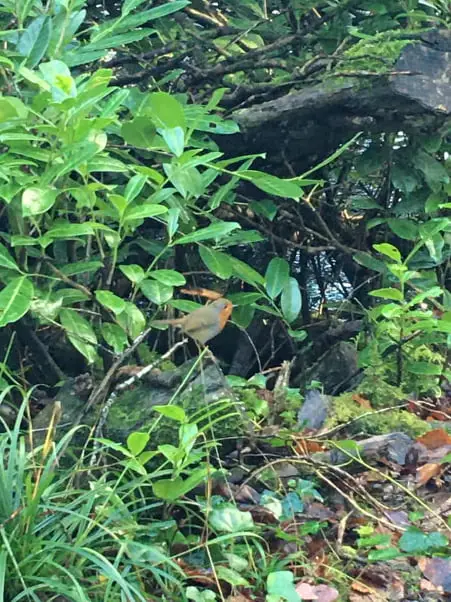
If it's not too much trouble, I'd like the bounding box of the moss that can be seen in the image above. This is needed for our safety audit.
[326,392,430,438]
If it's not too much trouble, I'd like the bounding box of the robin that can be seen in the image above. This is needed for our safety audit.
[152,298,233,344]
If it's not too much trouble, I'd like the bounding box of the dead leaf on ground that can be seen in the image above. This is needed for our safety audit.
[416,429,451,450]
[418,557,451,593]
[226,595,252,602]
[294,437,325,455]
[416,462,442,487]
[353,394,372,410]
[295,582,339,601]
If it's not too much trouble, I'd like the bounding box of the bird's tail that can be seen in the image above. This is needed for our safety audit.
[152,318,183,326]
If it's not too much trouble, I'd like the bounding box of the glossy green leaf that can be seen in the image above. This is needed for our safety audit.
[95,290,126,315]
[22,187,58,217]
[39,60,77,102]
[209,505,254,533]
[175,222,240,245]
[199,247,233,279]
[353,251,386,273]
[119,264,145,285]
[146,92,186,130]
[265,257,290,299]
[117,302,146,339]
[149,269,186,286]
[241,170,302,199]
[121,117,156,148]
[101,323,128,354]
[123,204,168,222]
[160,127,184,157]
[369,288,403,301]
[153,405,186,422]
[140,279,173,304]
[0,277,33,326]
[46,223,95,239]
[373,243,402,263]
[229,256,264,286]
[267,571,299,602]
[127,432,150,456]
[281,277,302,323]
[124,174,147,203]
[59,308,97,363]
[387,218,418,241]
[18,16,52,68]
[0,243,20,272]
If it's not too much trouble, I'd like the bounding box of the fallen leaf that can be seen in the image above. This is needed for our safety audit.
[416,462,442,487]
[416,429,451,450]
[418,557,451,593]
[295,437,325,454]
[353,394,372,409]
[295,582,339,601]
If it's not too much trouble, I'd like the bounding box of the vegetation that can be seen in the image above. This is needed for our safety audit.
[0,0,450,599]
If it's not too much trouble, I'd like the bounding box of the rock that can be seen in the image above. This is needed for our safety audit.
[306,341,359,394]
[297,389,330,430]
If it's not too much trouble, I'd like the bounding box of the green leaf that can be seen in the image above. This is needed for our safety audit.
[166,208,180,239]
[0,243,20,272]
[124,174,147,203]
[119,264,145,285]
[373,243,402,263]
[22,187,58,216]
[174,222,240,245]
[415,150,449,191]
[267,571,299,602]
[399,528,448,554]
[146,92,186,130]
[153,405,186,422]
[216,566,250,587]
[149,269,186,286]
[199,247,233,279]
[39,60,77,102]
[232,304,255,329]
[160,126,184,157]
[153,468,209,501]
[228,292,263,305]
[209,505,254,533]
[250,198,278,220]
[229,256,264,286]
[241,170,302,199]
[117,302,145,339]
[121,117,156,148]
[353,251,386,273]
[387,218,418,241]
[123,204,168,222]
[265,257,290,299]
[368,548,402,561]
[95,290,126,315]
[18,16,52,68]
[0,277,33,326]
[59,308,98,363]
[369,288,403,301]
[281,277,302,323]
[406,361,442,375]
[101,323,128,354]
[140,279,173,304]
[127,432,150,456]
[46,223,95,239]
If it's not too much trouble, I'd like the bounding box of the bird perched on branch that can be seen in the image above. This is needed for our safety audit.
[152,298,233,344]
